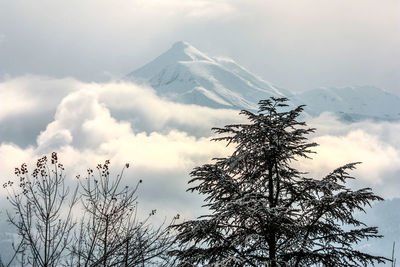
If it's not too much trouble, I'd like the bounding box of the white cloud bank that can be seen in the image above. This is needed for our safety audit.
[301,113,400,199]
[1,76,400,219]
[0,75,78,122]
[0,76,240,218]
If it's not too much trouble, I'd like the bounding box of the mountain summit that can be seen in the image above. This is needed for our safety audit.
[126,41,400,121]
[126,41,290,110]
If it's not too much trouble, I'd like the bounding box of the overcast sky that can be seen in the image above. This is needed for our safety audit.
[1,2,400,260]
[1,0,399,92]
[1,0,400,229]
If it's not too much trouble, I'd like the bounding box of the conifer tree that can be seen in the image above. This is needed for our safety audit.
[170,98,387,266]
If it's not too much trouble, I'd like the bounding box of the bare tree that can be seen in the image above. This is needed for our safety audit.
[67,160,177,267]
[4,152,78,267]
[4,154,177,266]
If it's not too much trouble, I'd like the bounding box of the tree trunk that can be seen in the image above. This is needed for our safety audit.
[268,164,277,267]
[103,216,109,267]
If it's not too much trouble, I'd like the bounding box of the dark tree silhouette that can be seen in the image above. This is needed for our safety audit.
[4,154,176,267]
[4,152,78,267]
[67,160,177,267]
[170,98,388,266]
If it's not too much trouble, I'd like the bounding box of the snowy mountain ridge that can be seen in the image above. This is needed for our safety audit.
[126,41,400,121]
[297,85,400,121]
[127,41,290,110]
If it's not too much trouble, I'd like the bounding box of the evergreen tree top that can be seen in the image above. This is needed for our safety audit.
[170,97,388,267]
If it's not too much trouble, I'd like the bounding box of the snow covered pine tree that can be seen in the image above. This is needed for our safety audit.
[170,98,387,266]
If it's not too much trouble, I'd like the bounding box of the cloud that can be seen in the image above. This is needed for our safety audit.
[2,76,400,220]
[0,143,35,181]
[0,75,80,146]
[0,76,241,146]
[300,129,400,182]
[134,0,236,18]
[0,76,239,219]
[0,88,35,122]
[37,89,132,151]
[95,82,242,135]
[0,75,75,122]
[292,113,400,198]
[35,85,231,169]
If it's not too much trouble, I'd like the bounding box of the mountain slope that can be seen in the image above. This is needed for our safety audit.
[294,86,400,121]
[126,41,289,110]
[126,41,400,121]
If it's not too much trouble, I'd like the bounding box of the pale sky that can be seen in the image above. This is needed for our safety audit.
[0,0,399,92]
[1,0,400,226]
[1,2,400,259]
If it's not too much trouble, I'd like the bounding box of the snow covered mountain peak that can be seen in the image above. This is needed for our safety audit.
[125,41,400,121]
[169,41,214,62]
[126,41,289,110]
